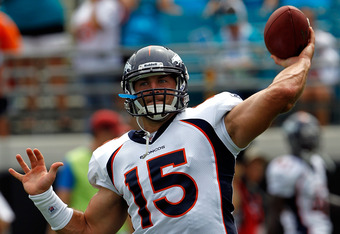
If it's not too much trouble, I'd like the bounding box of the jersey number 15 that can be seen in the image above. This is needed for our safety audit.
[124,149,198,229]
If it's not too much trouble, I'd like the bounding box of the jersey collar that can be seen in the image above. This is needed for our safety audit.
[128,114,177,144]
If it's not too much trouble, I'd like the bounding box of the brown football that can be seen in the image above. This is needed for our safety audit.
[264,5,310,59]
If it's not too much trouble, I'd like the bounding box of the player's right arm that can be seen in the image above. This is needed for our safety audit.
[225,27,315,148]
[8,148,128,234]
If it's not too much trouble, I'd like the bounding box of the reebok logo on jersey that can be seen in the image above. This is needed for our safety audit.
[139,145,165,159]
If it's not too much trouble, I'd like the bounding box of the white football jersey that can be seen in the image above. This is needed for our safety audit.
[88,92,244,233]
[266,154,332,234]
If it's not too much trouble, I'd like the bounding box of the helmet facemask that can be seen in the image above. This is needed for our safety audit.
[120,46,190,121]
[124,75,189,121]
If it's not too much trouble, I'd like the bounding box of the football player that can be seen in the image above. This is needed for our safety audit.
[8,27,315,234]
[266,111,333,234]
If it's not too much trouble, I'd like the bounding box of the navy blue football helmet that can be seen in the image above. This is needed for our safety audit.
[282,111,321,156]
[121,46,189,121]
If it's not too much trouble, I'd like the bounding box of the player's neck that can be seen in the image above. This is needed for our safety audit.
[140,113,176,133]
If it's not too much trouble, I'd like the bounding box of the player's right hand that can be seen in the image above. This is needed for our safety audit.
[271,27,315,68]
[8,148,63,195]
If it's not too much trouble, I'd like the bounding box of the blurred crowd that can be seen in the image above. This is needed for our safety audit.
[0,0,339,136]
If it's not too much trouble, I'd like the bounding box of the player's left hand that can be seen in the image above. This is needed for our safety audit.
[8,148,63,195]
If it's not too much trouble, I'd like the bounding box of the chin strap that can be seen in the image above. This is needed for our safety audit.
[136,117,151,159]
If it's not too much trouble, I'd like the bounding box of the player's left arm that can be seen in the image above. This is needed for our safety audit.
[225,27,315,148]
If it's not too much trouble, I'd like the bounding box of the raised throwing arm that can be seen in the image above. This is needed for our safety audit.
[225,27,315,148]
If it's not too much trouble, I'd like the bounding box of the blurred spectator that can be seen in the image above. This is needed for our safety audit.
[213,0,255,68]
[70,0,125,110]
[233,145,267,234]
[266,111,333,234]
[0,191,15,234]
[47,109,132,234]
[0,11,22,136]
[120,0,180,47]
[297,7,339,125]
[210,0,262,99]
[0,12,21,54]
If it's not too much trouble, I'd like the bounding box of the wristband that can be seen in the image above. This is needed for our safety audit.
[29,186,73,230]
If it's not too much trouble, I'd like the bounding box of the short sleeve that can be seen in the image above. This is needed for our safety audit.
[88,156,118,193]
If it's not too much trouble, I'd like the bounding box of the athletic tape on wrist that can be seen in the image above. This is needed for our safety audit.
[29,186,73,230]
